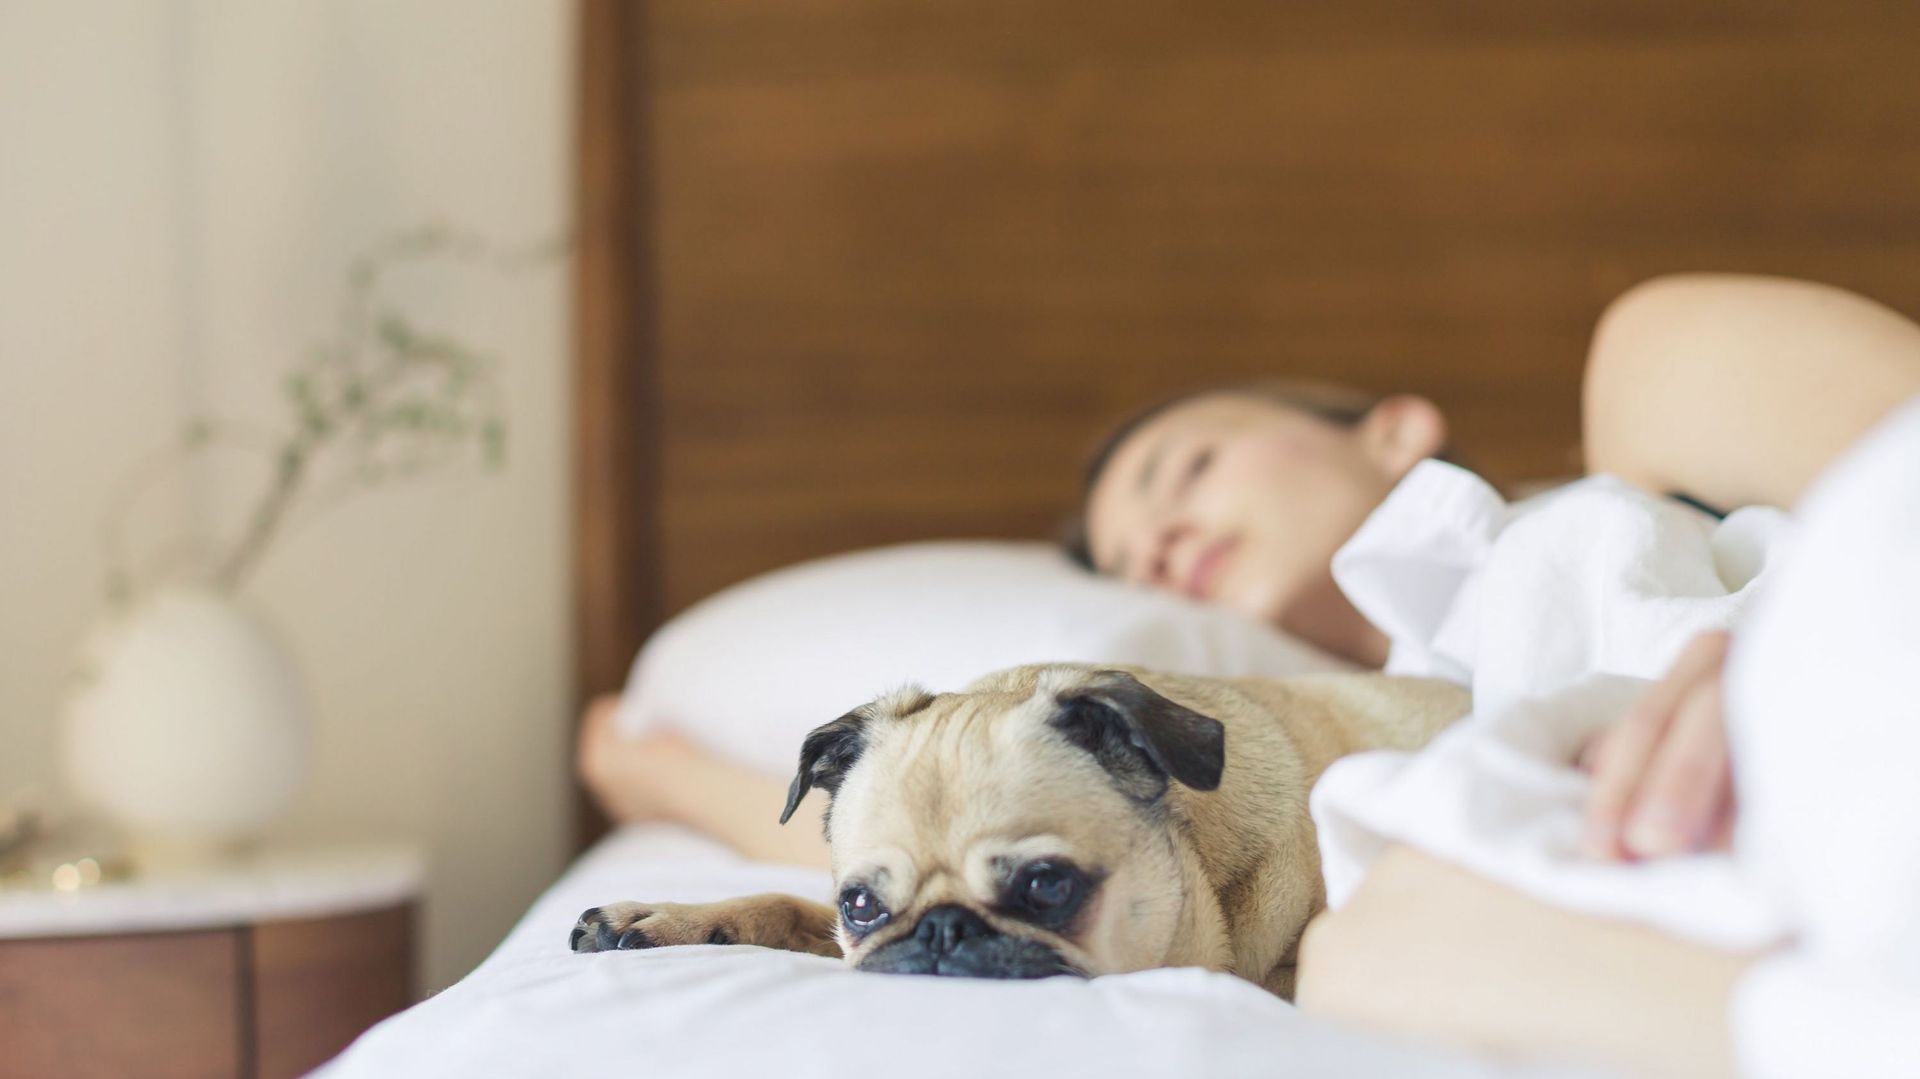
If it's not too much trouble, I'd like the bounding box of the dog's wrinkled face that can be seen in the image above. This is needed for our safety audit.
[779,667,1225,981]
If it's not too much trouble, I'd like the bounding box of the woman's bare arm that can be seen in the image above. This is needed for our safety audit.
[1584,274,1920,510]
[1297,847,1751,1079]
[578,695,831,869]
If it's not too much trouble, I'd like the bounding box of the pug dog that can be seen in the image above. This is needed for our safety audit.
[569,664,1468,997]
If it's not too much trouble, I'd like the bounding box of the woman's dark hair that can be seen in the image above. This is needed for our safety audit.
[1060,380,1383,571]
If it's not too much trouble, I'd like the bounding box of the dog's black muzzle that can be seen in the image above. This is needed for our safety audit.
[853,904,1079,980]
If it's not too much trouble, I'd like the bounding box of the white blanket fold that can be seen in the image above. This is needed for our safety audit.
[1316,461,1792,950]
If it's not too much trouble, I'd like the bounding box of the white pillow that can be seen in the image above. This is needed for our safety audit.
[616,541,1349,776]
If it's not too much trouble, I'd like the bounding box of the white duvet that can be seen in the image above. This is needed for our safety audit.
[1318,461,1790,949]
[319,825,1584,1079]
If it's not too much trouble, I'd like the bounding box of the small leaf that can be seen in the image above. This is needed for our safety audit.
[105,569,132,607]
[480,419,506,468]
[292,390,332,439]
[376,313,413,350]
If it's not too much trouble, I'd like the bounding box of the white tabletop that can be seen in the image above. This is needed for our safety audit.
[0,842,424,939]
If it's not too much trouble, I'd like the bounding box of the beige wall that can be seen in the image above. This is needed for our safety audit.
[0,0,574,991]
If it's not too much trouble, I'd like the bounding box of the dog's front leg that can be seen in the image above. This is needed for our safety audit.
[570,893,841,958]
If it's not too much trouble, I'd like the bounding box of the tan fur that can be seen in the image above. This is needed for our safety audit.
[572,665,1468,997]
[574,895,840,957]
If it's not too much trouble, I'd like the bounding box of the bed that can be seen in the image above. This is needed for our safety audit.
[323,824,1572,1078]
[323,2,1920,1074]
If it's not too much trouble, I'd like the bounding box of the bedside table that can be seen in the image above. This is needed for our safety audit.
[0,844,422,1079]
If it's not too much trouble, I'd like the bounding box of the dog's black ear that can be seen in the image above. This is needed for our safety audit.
[1050,671,1226,801]
[780,686,933,826]
[779,710,870,824]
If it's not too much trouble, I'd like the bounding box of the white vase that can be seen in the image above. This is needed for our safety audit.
[63,587,310,868]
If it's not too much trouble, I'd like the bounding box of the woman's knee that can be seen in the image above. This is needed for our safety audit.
[1582,276,1695,477]
[1580,273,1766,478]
[1588,275,1725,385]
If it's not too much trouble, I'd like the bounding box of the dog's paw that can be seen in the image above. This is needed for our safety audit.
[569,901,739,953]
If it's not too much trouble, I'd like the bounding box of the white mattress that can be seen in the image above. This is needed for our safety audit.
[318,825,1591,1078]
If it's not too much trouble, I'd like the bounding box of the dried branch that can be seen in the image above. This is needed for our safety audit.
[99,225,556,602]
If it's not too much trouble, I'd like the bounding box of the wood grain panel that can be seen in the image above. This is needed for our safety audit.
[574,2,1920,846]
[573,0,657,846]
[0,929,243,1079]
[250,904,415,1079]
[606,0,1920,616]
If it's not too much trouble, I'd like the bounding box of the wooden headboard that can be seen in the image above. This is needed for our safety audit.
[572,0,1920,841]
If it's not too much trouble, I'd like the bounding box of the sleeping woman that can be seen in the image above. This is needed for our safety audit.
[578,273,1920,1076]
[1079,272,1920,1077]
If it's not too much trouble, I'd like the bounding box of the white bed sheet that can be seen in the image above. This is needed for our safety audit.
[319,825,1594,1079]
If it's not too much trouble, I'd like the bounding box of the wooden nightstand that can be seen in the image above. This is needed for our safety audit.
[0,845,421,1079]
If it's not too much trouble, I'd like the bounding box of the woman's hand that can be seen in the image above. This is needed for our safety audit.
[576,693,695,825]
[1580,630,1736,860]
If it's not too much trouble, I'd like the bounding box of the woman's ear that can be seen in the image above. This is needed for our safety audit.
[1360,395,1448,478]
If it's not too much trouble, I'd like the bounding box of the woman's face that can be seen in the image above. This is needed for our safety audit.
[1084,394,1442,642]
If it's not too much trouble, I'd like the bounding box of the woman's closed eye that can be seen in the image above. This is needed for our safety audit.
[1100,444,1214,579]
[1178,447,1214,496]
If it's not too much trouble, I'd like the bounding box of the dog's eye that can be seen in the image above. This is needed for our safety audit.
[1016,863,1079,915]
[839,886,890,933]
